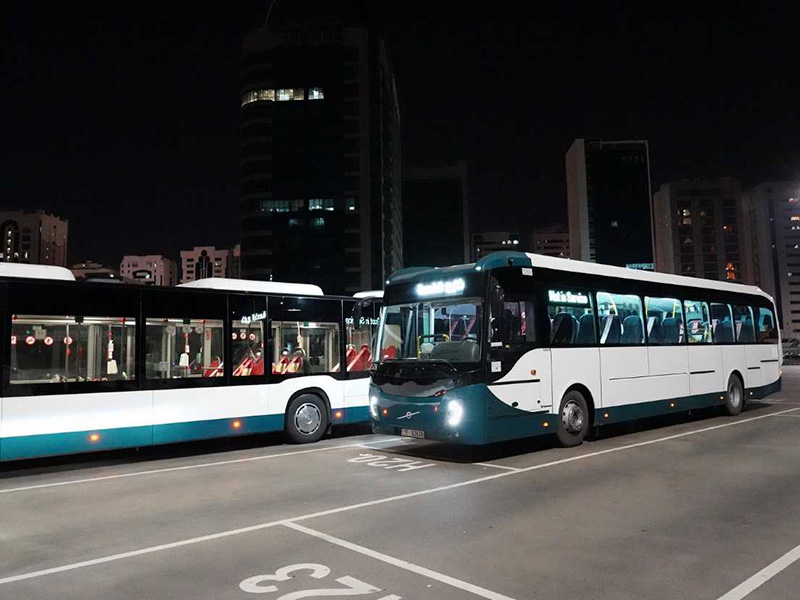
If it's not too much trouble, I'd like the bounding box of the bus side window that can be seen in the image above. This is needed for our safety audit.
[145,318,225,379]
[709,303,734,344]
[269,296,341,376]
[644,296,684,344]
[344,301,380,373]
[733,305,755,343]
[684,300,712,344]
[230,295,267,378]
[755,306,779,344]
[545,288,595,345]
[596,292,643,345]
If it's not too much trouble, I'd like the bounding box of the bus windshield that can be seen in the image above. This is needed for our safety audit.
[378,299,483,363]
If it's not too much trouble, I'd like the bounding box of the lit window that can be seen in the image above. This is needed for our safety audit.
[288,218,303,228]
[309,199,334,211]
[346,198,356,211]
[311,217,325,228]
[277,89,293,101]
[293,89,304,101]
[241,89,274,106]
[309,87,324,100]
[792,216,800,221]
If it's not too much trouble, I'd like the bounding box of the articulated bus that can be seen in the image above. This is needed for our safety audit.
[0,264,381,461]
[368,252,782,446]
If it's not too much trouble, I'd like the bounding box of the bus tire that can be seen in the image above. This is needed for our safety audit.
[285,394,329,444]
[556,390,590,447]
[724,374,744,416]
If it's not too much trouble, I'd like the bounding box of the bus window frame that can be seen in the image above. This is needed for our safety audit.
[228,292,269,386]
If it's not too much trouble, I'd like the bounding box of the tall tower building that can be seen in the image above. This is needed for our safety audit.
[239,10,401,294]
[566,139,654,267]
[402,163,469,267]
[741,181,800,337]
[652,178,745,282]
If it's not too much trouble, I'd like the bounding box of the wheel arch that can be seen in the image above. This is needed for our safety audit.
[560,383,597,427]
[284,387,332,428]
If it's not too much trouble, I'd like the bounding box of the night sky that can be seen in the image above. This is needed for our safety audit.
[2,2,799,266]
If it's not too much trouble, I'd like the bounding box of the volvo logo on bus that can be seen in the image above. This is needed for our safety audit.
[415,278,465,297]
[398,411,420,420]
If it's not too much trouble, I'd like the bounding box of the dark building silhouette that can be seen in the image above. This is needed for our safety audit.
[566,139,654,268]
[402,163,469,268]
[239,6,401,294]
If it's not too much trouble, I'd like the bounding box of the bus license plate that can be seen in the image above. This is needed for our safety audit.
[401,428,425,439]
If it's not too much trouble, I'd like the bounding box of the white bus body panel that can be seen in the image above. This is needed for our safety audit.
[268,375,346,416]
[152,385,268,426]
[488,348,552,412]
[721,346,747,388]
[550,348,600,408]
[0,391,153,438]
[688,346,724,395]
[599,347,649,407]
[744,346,764,387]
[344,377,371,409]
[647,346,689,401]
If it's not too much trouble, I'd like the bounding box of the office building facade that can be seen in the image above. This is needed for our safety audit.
[566,139,654,267]
[471,232,520,262]
[0,210,68,266]
[741,181,800,337]
[239,19,401,294]
[653,178,745,282]
[402,163,469,267]
[180,246,230,284]
[525,225,569,258]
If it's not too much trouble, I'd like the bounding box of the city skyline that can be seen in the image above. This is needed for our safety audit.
[2,2,799,266]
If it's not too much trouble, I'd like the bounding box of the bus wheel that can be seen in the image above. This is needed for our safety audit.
[285,394,329,444]
[724,374,744,416]
[556,390,590,447]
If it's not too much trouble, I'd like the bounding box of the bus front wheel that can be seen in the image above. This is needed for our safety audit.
[724,374,744,416]
[285,394,329,444]
[556,390,590,447]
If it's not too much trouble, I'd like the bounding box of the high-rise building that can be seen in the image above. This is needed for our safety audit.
[653,178,745,282]
[71,261,121,281]
[239,14,401,294]
[228,244,242,279]
[0,209,68,266]
[741,181,800,338]
[180,246,230,284]
[402,163,469,267]
[471,232,520,262]
[525,225,569,258]
[120,255,177,286]
[566,139,654,268]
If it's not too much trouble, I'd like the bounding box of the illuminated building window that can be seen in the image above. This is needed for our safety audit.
[309,199,334,211]
[309,87,324,100]
[792,216,800,221]
[241,89,275,106]
[277,89,293,101]
[346,198,356,211]
[288,218,303,228]
[293,89,304,101]
[311,217,325,228]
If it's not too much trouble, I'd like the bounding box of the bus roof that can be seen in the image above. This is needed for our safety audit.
[178,278,324,296]
[353,290,384,299]
[0,263,76,281]
[387,251,772,302]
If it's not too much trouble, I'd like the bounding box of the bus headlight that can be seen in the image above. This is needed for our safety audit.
[370,395,379,419]
[446,400,464,427]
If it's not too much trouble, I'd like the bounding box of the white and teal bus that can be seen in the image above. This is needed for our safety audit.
[368,252,782,446]
[0,264,381,461]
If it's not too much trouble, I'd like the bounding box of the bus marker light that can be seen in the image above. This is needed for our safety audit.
[670,403,675,408]
[542,421,549,428]
[530,369,537,376]
[434,405,439,413]
[720,396,725,400]
[382,408,388,416]
[89,433,100,443]
[604,413,609,419]
[232,420,242,429]
[334,410,343,420]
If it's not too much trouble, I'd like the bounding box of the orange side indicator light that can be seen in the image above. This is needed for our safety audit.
[334,410,343,420]
[232,420,242,430]
[89,433,100,443]
[382,408,388,416]
[434,405,439,413]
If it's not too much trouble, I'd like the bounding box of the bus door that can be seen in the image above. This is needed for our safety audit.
[486,277,549,413]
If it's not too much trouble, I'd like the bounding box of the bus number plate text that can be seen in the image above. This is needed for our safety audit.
[400,428,425,439]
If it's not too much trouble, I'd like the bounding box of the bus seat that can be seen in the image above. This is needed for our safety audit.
[233,356,253,377]
[382,345,398,360]
[273,355,290,374]
[203,358,223,377]
[251,355,265,376]
[738,317,755,343]
[348,345,372,371]
[647,316,662,343]
[429,339,480,362]
[662,318,680,343]
[552,313,579,345]
[285,354,303,374]
[575,314,595,344]
[600,314,621,344]
[715,320,734,343]
[621,316,643,344]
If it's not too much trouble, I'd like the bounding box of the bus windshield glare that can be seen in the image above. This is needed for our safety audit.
[379,299,483,363]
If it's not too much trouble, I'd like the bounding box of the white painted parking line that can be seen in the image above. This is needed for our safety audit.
[715,541,800,600]
[1,406,796,586]
[283,522,518,600]
[474,463,521,472]
[769,414,800,418]
[0,441,374,495]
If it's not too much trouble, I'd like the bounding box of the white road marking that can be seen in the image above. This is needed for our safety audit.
[769,414,800,418]
[715,542,800,600]
[1,406,797,586]
[284,522,517,600]
[0,441,376,495]
[474,463,521,472]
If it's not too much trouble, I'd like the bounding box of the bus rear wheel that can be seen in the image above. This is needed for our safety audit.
[724,374,744,416]
[556,390,590,447]
[285,394,329,444]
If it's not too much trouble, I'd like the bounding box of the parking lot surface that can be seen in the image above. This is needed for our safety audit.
[2,368,800,599]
